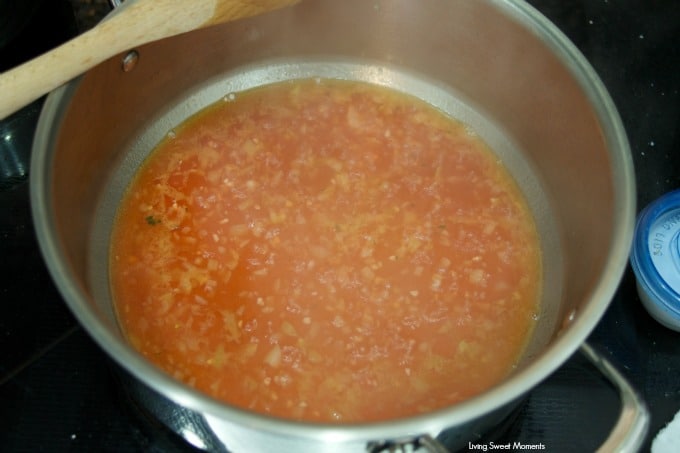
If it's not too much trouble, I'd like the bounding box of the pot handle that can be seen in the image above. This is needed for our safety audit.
[367,435,450,453]
[580,342,650,453]
[371,343,649,453]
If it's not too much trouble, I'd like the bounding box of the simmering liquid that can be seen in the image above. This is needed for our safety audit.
[110,78,542,422]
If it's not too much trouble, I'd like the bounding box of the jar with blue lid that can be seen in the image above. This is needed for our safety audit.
[630,189,680,331]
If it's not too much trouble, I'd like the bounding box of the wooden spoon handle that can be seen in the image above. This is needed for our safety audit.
[0,0,299,120]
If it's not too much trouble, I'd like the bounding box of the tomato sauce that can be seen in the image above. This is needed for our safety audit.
[110,78,542,422]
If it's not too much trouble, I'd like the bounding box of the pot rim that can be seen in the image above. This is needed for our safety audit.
[29,0,635,443]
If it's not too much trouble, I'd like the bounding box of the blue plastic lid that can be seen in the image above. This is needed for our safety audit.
[630,189,680,331]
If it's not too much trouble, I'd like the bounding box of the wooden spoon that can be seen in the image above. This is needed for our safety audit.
[0,0,300,120]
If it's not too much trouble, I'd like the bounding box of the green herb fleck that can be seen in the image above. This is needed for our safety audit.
[145,215,161,226]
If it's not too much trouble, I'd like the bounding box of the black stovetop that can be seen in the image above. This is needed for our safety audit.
[1,1,678,452]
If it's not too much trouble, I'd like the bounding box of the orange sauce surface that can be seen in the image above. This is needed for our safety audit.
[110,79,542,422]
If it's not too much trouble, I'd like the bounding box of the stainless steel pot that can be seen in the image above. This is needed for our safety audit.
[30,0,644,451]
